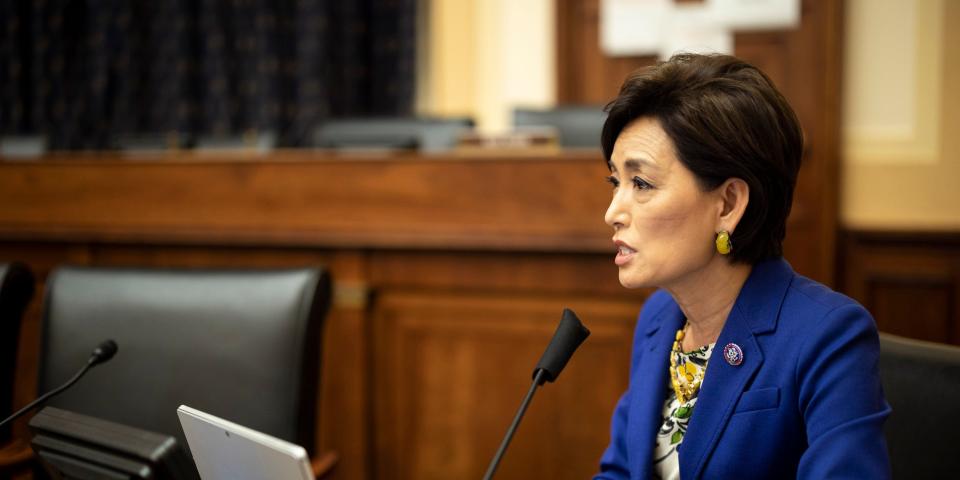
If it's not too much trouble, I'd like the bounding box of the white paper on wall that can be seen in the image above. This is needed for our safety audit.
[600,0,800,58]
[711,0,800,30]
[663,5,734,58]
[599,0,671,56]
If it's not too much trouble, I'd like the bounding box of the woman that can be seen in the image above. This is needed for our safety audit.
[594,54,890,479]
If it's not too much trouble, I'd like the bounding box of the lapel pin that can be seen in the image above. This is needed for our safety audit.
[723,343,744,366]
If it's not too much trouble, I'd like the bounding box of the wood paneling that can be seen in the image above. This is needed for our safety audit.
[556,0,657,105]
[1,149,839,479]
[372,292,642,480]
[870,282,953,341]
[555,0,844,285]
[841,230,960,345]
[0,153,640,480]
[2,0,846,477]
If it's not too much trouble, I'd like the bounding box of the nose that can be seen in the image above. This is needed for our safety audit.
[605,188,630,231]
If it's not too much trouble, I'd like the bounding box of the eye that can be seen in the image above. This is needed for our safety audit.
[605,175,620,188]
[632,176,654,190]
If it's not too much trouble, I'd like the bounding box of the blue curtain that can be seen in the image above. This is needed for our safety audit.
[0,0,416,149]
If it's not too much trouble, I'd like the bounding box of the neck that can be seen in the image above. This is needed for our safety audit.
[665,257,752,351]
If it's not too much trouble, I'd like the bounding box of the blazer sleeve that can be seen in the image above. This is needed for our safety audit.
[795,303,892,479]
[593,389,633,480]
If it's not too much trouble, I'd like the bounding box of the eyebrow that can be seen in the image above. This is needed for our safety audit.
[608,157,656,172]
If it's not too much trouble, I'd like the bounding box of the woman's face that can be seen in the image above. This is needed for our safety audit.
[604,117,725,289]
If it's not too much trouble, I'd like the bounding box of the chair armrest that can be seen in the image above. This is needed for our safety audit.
[311,450,339,479]
[0,438,35,476]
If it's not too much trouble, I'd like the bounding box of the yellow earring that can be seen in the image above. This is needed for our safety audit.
[716,230,732,255]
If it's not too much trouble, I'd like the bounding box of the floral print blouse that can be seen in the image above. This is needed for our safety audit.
[653,343,715,480]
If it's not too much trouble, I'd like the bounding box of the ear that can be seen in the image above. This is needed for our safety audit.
[716,178,749,233]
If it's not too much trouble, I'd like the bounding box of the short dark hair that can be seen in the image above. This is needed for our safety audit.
[601,53,804,265]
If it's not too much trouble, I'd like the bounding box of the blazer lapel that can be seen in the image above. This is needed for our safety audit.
[677,304,763,478]
[628,301,684,480]
[677,258,794,478]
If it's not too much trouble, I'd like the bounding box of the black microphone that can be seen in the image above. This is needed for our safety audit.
[0,340,118,429]
[90,339,118,366]
[482,309,590,480]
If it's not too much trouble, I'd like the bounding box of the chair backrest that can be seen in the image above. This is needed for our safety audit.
[0,262,35,442]
[513,106,606,148]
[193,131,277,153]
[313,116,474,152]
[0,136,47,158]
[878,332,960,477]
[39,266,331,454]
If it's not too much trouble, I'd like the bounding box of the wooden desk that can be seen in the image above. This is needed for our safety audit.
[0,150,831,479]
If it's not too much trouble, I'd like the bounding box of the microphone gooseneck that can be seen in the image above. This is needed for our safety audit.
[482,309,590,480]
[0,340,119,429]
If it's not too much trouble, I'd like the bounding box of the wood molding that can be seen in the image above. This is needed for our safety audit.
[840,229,960,345]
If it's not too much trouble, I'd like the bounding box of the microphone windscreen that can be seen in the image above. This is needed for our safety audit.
[90,340,118,365]
[533,309,590,384]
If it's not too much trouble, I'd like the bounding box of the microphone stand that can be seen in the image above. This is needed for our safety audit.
[0,361,95,429]
[482,369,547,480]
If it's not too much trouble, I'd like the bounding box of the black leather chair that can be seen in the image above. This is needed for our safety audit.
[0,262,35,443]
[313,116,474,152]
[879,332,960,477]
[27,266,335,476]
[513,106,606,148]
[0,136,47,158]
[0,262,36,476]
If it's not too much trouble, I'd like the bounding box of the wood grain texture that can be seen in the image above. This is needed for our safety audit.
[0,152,633,480]
[841,230,960,345]
[372,291,643,480]
[0,141,843,479]
[556,0,656,105]
[0,151,612,252]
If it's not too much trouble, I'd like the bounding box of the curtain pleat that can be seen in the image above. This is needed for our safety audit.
[0,0,416,149]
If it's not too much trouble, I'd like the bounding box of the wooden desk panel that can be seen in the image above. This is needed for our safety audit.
[0,152,612,251]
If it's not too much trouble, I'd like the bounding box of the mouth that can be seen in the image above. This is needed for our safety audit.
[613,240,636,266]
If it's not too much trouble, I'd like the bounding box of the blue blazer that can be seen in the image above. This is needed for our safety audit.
[594,258,891,479]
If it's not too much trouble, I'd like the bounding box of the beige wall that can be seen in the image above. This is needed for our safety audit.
[842,0,960,230]
[418,0,556,133]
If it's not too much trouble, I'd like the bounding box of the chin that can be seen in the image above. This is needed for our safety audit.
[618,270,655,289]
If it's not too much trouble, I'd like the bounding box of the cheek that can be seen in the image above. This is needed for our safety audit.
[630,197,715,253]
[630,200,696,236]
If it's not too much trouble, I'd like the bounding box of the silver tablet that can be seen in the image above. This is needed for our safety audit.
[177,405,314,480]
